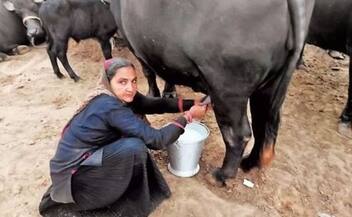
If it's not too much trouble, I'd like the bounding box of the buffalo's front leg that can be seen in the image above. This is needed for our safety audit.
[99,39,113,60]
[141,62,161,97]
[162,82,177,98]
[211,96,252,185]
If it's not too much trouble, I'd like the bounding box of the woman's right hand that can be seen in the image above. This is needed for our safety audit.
[184,104,207,121]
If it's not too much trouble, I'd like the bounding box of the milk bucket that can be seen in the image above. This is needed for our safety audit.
[167,122,209,177]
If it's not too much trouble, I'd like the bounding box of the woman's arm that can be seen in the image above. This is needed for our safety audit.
[107,104,188,150]
[129,92,194,114]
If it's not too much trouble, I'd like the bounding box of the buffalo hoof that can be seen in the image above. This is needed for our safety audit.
[338,121,352,139]
[204,173,224,187]
[240,157,258,173]
[211,168,229,187]
[14,45,31,55]
[162,91,177,98]
[55,73,65,79]
[72,76,81,82]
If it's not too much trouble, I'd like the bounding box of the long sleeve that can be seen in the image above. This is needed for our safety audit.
[129,92,194,114]
[107,103,187,150]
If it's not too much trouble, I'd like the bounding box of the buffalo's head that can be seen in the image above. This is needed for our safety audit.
[3,0,45,44]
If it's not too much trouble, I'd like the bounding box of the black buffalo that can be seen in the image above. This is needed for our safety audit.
[305,0,352,134]
[0,0,44,59]
[39,0,117,82]
[110,0,315,183]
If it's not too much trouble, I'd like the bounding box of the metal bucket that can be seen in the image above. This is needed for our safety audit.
[167,122,209,177]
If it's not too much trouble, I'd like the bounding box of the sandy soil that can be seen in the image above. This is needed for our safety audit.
[0,40,351,217]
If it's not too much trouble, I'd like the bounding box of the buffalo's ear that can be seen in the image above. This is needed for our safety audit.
[3,1,15,11]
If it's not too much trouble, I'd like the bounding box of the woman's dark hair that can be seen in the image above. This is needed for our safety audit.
[104,58,135,81]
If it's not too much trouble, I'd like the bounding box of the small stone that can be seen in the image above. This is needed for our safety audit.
[243,179,254,188]
[327,50,345,60]
[318,212,335,217]
[28,141,36,146]
[13,185,23,195]
[15,45,31,55]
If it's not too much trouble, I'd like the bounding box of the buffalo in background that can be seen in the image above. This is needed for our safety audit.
[304,0,352,135]
[39,0,117,82]
[110,0,315,183]
[0,0,45,61]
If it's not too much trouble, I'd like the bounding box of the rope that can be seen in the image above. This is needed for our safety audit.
[22,16,42,27]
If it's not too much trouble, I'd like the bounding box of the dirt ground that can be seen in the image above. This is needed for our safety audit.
[0,40,351,217]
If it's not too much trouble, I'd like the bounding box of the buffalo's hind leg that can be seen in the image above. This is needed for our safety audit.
[240,91,277,172]
[211,95,252,185]
[241,72,291,172]
[200,60,256,184]
[47,39,64,79]
[55,40,80,82]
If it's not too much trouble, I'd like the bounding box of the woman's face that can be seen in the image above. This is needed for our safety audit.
[110,66,138,103]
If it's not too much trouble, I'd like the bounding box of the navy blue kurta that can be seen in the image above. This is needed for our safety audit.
[49,93,192,204]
